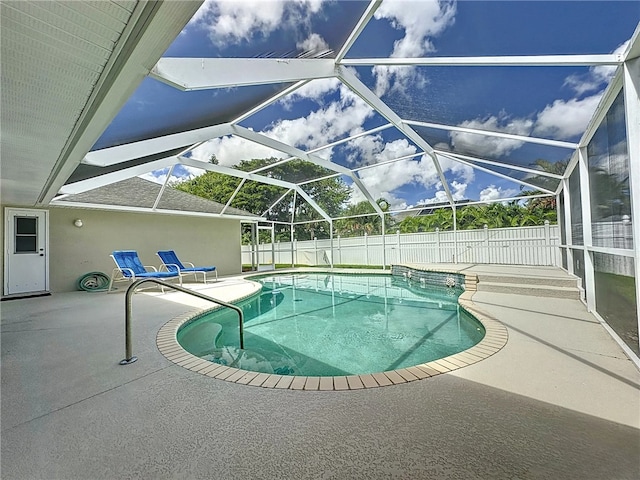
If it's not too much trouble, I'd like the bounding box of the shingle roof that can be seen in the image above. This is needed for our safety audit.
[56,177,258,218]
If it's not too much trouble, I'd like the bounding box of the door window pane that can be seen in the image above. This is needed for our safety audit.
[16,217,37,235]
[15,216,38,253]
[15,236,37,253]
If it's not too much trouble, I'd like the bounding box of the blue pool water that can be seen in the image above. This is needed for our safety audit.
[177,273,485,376]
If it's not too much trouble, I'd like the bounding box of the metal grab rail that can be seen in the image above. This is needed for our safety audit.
[119,278,244,365]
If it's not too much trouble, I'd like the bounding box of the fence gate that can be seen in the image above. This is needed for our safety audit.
[244,223,276,272]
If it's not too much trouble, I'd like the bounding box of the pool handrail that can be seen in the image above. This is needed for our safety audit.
[120,278,244,365]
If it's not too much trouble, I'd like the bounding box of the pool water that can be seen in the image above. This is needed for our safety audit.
[177,273,485,376]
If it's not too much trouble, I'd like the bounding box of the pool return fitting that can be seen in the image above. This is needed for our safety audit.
[120,278,244,365]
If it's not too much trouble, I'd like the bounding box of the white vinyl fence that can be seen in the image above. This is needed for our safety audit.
[591,221,634,277]
[242,223,561,267]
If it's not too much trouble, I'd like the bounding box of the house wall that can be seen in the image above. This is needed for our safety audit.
[47,208,242,292]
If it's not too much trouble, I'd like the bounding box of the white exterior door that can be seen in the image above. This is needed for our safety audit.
[4,208,49,296]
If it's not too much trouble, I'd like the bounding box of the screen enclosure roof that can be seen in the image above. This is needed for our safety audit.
[3,1,638,223]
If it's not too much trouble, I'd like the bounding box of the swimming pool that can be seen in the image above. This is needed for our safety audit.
[177,272,485,377]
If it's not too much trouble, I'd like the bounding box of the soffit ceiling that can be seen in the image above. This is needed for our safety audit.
[0,0,203,206]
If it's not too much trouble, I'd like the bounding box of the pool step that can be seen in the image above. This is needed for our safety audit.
[476,274,581,299]
[477,274,578,288]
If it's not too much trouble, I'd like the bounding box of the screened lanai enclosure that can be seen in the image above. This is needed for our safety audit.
[3,2,639,356]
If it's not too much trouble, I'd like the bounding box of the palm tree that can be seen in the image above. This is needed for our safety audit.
[334,199,391,237]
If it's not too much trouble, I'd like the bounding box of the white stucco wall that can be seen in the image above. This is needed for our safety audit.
[48,208,242,292]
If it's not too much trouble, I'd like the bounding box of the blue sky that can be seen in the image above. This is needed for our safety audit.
[94,0,639,211]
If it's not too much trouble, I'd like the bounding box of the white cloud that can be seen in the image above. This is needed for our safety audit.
[267,85,375,149]
[532,39,631,139]
[297,33,330,54]
[479,185,518,202]
[564,40,629,95]
[279,77,342,109]
[437,155,475,184]
[140,168,192,185]
[344,135,476,208]
[414,180,468,206]
[452,38,631,148]
[533,94,602,139]
[190,0,324,45]
[345,133,386,165]
[346,136,418,167]
[349,149,474,209]
[453,91,602,145]
[372,0,456,96]
[351,155,435,207]
[451,114,533,157]
[190,135,284,167]
[563,73,606,97]
[375,0,456,57]
[372,65,430,99]
[190,1,285,44]
[184,83,373,170]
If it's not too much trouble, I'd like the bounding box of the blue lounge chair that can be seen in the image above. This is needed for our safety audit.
[157,250,218,283]
[108,250,181,293]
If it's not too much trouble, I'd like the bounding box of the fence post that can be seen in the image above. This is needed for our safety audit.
[484,224,489,263]
[337,235,341,265]
[396,229,401,264]
[290,224,295,267]
[544,220,551,266]
[329,222,334,268]
[314,237,318,266]
[381,215,386,270]
[364,233,369,266]
[435,228,440,263]
[271,224,275,270]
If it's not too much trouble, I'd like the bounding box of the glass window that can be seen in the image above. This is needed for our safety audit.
[16,217,37,235]
[588,90,631,249]
[594,252,638,355]
[15,217,37,253]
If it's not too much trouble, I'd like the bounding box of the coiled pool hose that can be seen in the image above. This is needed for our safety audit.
[76,272,111,292]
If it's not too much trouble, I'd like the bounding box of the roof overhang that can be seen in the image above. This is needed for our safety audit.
[0,0,203,206]
[49,201,266,222]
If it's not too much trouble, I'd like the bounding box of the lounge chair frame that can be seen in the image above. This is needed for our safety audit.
[108,250,182,293]
[157,250,218,284]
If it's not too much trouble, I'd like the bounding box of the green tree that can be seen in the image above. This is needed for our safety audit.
[398,215,427,233]
[398,207,453,233]
[520,158,568,216]
[334,199,392,237]
[399,200,556,233]
[175,158,350,241]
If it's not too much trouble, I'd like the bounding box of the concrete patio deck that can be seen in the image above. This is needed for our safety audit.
[2,265,639,479]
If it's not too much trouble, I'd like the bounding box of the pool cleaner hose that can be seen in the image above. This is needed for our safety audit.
[76,272,111,292]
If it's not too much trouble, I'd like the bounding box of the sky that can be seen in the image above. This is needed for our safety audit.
[93,0,639,213]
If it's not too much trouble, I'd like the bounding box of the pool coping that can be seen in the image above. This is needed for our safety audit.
[156,266,508,391]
